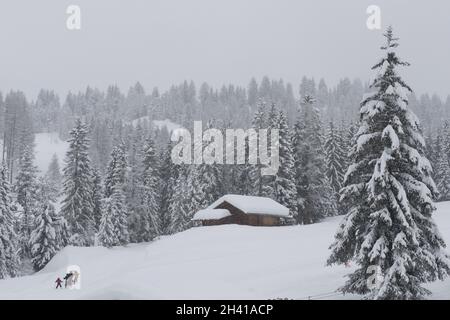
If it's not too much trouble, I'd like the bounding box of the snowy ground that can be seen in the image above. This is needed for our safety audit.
[0,203,449,300]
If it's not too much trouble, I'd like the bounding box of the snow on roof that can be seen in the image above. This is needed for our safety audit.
[208,195,290,217]
[192,209,231,221]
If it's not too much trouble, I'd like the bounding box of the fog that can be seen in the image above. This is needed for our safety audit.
[0,0,448,98]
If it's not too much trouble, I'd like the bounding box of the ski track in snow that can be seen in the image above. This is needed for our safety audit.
[0,203,449,300]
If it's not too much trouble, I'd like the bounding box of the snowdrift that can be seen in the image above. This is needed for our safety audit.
[0,203,449,300]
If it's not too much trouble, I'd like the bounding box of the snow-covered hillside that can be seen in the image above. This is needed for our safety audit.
[34,132,69,175]
[130,117,181,133]
[0,203,449,300]
[31,120,180,175]
[0,132,69,176]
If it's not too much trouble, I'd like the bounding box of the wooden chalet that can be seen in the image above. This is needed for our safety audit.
[192,195,292,227]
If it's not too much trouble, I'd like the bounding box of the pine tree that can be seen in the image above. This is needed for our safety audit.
[158,142,176,235]
[15,145,39,257]
[0,166,20,279]
[248,101,267,196]
[46,154,62,190]
[126,125,146,242]
[435,147,450,201]
[342,121,358,169]
[36,178,69,249]
[54,213,70,249]
[103,143,127,198]
[183,166,202,228]
[91,168,103,231]
[101,142,129,244]
[98,191,119,248]
[427,132,440,181]
[434,123,450,200]
[140,137,161,241]
[271,110,297,212]
[260,103,279,199]
[328,27,450,299]
[324,121,346,197]
[37,175,59,205]
[442,120,450,161]
[61,119,95,246]
[235,137,255,195]
[115,187,130,244]
[168,165,194,233]
[293,95,337,224]
[29,201,59,271]
[188,120,224,225]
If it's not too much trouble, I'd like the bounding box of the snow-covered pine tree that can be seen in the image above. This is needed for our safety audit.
[434,123,450,200]
[15,144,39,257]
[98,190,119,248]
[168,164,198,233]
[54,212,70,249]
[126,124,146,242]
[35,178,69,250]
[103,143,127,198]
[442,120,450,162]
[100,142,129,245]
[91,168,103,231]
[46,153,62,190]
[271,110,297,212]
[435,152,450,201]
[342,120,358,169]
[324,121,346,198]
[29,201,59,271]
[0,165,20,279]
[140,137,160,241]
[184,166,202,227]
[235,141,255,196]
[191,120,224,214]
[259,103,279,199]
[61,119,95,246]
[158,142,176,235]
[248,100,267,196]
[426,131,439,182]
[293,95,337,224]
[328,27,450,300]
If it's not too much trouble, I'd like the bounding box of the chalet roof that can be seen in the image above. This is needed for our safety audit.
[192,208,232,221]
[207,194,290,217]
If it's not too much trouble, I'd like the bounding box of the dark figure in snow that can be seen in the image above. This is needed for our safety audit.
[63,272,73,288]
[55,277,63,289]
[71,270,80,285]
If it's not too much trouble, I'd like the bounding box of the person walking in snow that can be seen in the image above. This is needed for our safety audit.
[55,277,63,289]
[63,272,73,288]
[71,270,80,286]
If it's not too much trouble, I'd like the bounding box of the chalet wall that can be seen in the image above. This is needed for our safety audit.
[202,200,282,227]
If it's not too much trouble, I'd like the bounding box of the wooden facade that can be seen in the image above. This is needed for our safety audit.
[201,201,283,227]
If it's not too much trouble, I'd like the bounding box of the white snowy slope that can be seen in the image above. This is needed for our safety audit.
[130,117,181,133]
[34,132,69,175]
[0,203,449,300]
[0,132,69,176]
[32,123,179,176]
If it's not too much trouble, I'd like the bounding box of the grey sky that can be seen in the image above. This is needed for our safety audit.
[0,0,449,99]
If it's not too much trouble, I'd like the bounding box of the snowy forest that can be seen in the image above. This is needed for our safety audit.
[0,27,449,300]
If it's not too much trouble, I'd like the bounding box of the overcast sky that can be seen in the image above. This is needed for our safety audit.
[0,0,449,99]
